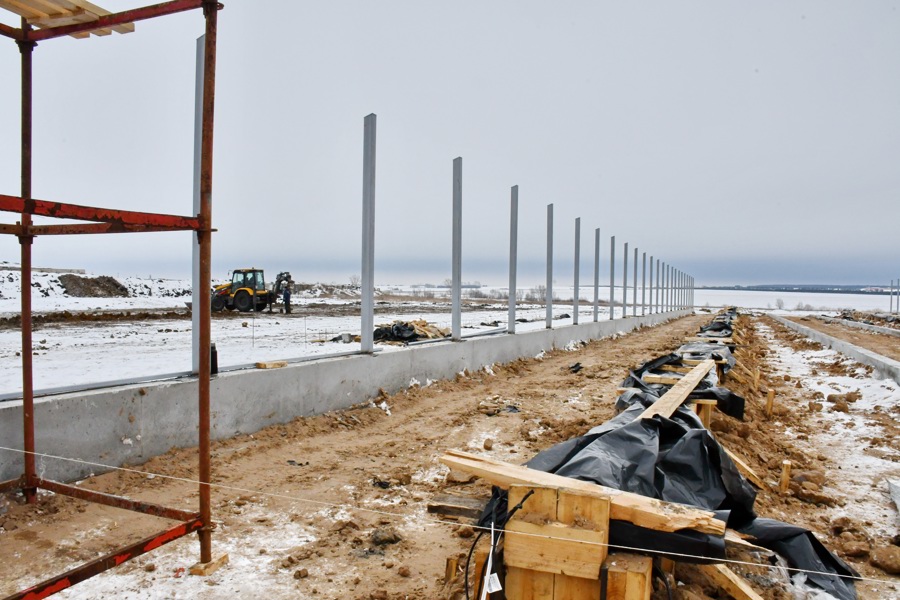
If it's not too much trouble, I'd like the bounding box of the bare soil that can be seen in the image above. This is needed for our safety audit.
[786,316,900,363]
[1,313,898,599]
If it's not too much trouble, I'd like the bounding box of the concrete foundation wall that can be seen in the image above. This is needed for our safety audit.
[0,310,689,482]
[772,315,900,385]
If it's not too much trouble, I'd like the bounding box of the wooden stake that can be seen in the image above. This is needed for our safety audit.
[779,460,792,495]
[753,368,760,392]
[445,556,459,585]
[766,389,775,418]
[694,399,717,428]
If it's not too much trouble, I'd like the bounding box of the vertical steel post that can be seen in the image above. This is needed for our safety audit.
[632,246,638,317]
[507,186,518,334]
[593,228,600,322]
[191,36,204,375]
[197,1,219,564]
[360,114,376,352]
[451,157,462,340]
[641,251,647,316]
[545,203,553,329]
[648,255,654,314]
[573,218,580,325]
[623,242,629,318]
[18,19,36,504]
[656,259,660,313]
[609,236,615,320]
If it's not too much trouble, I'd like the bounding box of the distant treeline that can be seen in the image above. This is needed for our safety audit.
[700,285,891,295]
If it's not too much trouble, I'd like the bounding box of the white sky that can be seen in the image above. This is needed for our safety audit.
[1,1,898,286]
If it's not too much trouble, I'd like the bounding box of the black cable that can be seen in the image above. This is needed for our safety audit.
[653,563,674,600]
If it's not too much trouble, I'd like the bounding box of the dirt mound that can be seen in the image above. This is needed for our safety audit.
[58,274,129,298]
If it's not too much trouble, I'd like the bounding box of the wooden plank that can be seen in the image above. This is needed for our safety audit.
[657,364,693,374]
[505,486,556,600]
[694,399,717,428]
[554,488,608,598]
[604,553,653,600]
[440,450,725,535]
[722,448,765,489]
[255,361,287,369]
[504,487,609,581]
[67,0,134,33]
[0,0,46,19]
[697,564,764,600]
[427,493,486,521]
[635,359,714,421]
[189,553,229,576]
[682,357,728,366]
[641,373,681,386]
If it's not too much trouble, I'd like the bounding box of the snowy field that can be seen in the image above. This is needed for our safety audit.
[0,268,892,396]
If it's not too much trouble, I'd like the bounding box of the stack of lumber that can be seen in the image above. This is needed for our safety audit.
[0,0,134,38]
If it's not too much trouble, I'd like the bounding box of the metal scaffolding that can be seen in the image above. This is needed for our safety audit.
[0,1,221,597]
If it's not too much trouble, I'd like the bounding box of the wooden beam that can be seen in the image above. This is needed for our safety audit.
[641,373,681,386]
[427,493,486,521]
[635,359,714,421]
[439,450,725,535]
[694,399,717,428]
[604,553,653,600]
[722,448,765,489]
[697,564,764,600]
[657,364,693,374]
[682,357,728,366]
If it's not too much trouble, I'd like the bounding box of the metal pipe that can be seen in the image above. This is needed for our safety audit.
[191,35,204,375]
[641,251,647,315]
[197,0,219,564]
[360,114,376,352]
[451,157,463,340]
[573,217,580,325]
[655,259,660,313]
[18,19,36,505]
[545,203,553,329]
[609,236,615,320]
[507,186,518,333]
[592,228,599,322]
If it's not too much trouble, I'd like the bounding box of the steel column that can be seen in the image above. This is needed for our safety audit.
[623,242,628,318]
[655,259,660,313]
[641,251,646,315]
[609,236,615,320]
[545,203,553,329]
[573,218,580,325]
[592,228,599,322]
[17,19,36,504]
[648,255,653,314]
[632,246,637,317]
[451,157,462,340]
[197,0,218,564]
[191,35,204,374]
[360,114,376,352]
[507,186,518,334]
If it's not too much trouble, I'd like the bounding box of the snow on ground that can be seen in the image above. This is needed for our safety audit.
[758,320,900,539]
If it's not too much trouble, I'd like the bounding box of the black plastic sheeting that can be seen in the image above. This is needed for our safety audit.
[373,322,420,342]
[477,309,858,598]
[619,353,746,420]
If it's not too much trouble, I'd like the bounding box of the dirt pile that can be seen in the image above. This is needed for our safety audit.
[58,274,129,298]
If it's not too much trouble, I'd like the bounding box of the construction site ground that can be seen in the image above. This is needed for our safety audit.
[1,312,899,599]
[785,315,900,363]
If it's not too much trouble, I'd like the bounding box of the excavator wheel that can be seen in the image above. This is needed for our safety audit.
[233,290,253,312]
[211,295,226,312]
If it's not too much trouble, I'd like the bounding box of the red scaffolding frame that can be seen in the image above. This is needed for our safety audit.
[0,1,221,597]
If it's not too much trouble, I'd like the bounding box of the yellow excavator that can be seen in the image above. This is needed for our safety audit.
[211,268,291,312]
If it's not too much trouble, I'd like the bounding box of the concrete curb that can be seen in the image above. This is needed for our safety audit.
[772,315,900,385]
[0,310,691,482]
[818,316,900,339]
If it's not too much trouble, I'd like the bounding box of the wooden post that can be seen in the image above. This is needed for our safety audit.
[766,389,775,419]
[694,399,717,428]
[603,553,653,600]
[473,549,489,599]
[445,556,459,585]
[779,460,792,494]
[753,368,760,393]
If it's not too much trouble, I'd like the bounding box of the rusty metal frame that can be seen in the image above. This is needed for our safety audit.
[0,1,221,598]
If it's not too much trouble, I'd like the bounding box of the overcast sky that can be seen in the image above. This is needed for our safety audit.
[1,1,898,286]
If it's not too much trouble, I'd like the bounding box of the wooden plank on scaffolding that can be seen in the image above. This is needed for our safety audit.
[604,553,653,600]
[635,359,714,421]
[440,450,725,535]
[697,564,764,600]
[504,486,557,600]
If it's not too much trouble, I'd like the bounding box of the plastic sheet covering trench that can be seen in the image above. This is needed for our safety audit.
[478,310,858,599]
